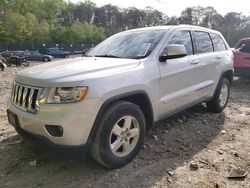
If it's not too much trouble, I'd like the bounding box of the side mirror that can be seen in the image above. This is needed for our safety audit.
[159,44,187,62]
[239,44,246,52]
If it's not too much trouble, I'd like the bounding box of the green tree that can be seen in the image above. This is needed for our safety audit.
[24,13,50,43]
[94,5,124,36]
[144,6,164,26]
[1,0,250,47]
[84,23,106,43]
[124,7,146,29]
[50,24,68,43]
[180,6,205,25]
[60,2,76,26]
[68,21,86,43]
[4,12,27,42]
[166,16,179,25]
[67,21,105,44]
[11,0,40,15]
[74,0,96,24]
[37,20,50,42]
[36,0,65,22]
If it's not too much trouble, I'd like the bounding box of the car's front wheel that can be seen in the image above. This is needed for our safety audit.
[22,59,30,67]
[43,57,49,62]
[91,101,146,168]
[206,77,230,113]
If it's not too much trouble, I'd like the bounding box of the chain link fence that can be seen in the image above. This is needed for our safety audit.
[0,43,95,53]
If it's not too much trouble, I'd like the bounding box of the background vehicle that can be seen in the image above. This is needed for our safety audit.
[233,38,250,78]
[0,58,6,71]
[0,51,14,59]
[6,55,30,67]
[46,48,70,58]
[20,51,53,62]
[7,25,233,169]
[0,51,24,59]
[0,54,6,63]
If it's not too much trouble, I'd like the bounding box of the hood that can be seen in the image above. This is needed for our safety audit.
[15,57,141,87]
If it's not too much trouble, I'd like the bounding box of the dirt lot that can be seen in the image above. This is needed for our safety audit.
[0,62,249,188]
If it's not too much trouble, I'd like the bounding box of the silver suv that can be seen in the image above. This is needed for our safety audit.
[7,25,233,168]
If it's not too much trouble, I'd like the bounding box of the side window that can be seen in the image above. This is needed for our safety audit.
[238,40,250,53]
[211,33,227,51]
[168,30,194,55]
[194,31,213,54]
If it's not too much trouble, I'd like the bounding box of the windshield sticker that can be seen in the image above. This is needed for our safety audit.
[138,43,151,56]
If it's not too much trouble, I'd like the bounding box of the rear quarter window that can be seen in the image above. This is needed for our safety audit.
[194,31,213,54]
[211,33,227,51]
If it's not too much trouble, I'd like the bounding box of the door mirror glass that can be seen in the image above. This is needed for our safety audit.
[159,44,187,62]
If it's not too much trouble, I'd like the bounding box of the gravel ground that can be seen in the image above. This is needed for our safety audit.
[0,61,249,188]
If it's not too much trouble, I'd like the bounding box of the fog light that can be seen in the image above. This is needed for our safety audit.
[45,125,63,137]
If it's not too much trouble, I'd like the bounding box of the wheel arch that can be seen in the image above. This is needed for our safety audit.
[211,69,233,99]
[87,90,154,144]
[222,69,234,85]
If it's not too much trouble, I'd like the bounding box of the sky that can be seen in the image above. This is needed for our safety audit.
[70,0,250,16]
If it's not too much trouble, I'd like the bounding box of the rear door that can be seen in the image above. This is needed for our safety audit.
[210,32,231,80]
[192,31,219,97]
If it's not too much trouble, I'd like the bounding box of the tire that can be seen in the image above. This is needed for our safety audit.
[6,59,12,67]
[43,57,49,62]
[206,78,230,113]
[22,60,30,67]
[91,101,146,168]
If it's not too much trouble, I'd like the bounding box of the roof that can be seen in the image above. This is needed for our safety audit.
[122,25,219,34]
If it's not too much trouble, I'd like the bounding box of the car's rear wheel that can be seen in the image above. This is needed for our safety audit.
[0,63,4,71]
[206,78,230,113]
[91,101,146,168]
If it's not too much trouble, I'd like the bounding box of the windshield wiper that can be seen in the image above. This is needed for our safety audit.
[94,54,121,58]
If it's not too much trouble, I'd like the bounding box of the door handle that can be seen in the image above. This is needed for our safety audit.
[215,56,222,60]
[244,56,250,60]
[190,60,199,65]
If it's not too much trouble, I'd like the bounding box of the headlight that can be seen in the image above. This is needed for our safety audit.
[46,86,88,104]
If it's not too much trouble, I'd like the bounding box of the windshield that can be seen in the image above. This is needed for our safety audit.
[88,29,166,59]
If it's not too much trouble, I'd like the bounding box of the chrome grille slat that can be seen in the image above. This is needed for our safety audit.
[28,88,34,111]
[22,87,28,108]
[14,84,18,101]
[17,85,23,105]
[15,85,19,104]
[10,82,43,113]
[11,82,16,101]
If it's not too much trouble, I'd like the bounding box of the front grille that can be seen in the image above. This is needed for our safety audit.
[11,82,43,113]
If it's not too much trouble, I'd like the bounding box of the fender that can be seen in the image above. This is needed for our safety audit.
[212,69,233,98]
[86,90,154,147]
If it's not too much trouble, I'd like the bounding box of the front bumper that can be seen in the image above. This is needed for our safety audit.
[7,98,101,146]
[7,110,89,157]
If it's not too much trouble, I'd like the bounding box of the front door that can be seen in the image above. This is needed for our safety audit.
[158,30,203,117]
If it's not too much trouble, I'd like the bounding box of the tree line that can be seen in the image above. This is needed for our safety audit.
[0,0,249,46]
